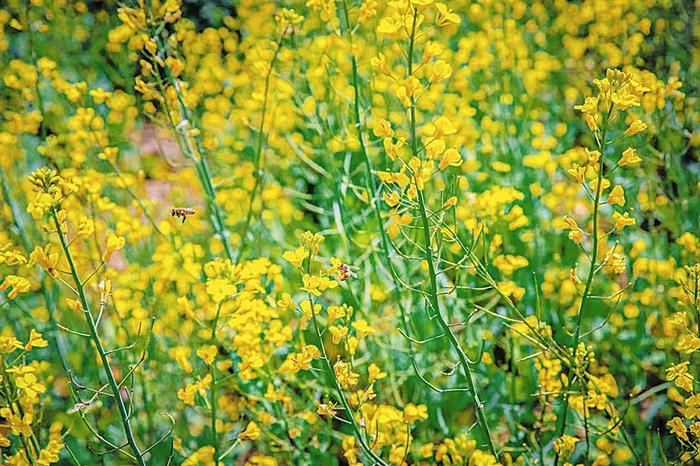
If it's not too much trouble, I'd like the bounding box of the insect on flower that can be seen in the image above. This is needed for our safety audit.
[171,207,196,223]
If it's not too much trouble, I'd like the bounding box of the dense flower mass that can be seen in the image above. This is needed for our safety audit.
[0,0,697,464]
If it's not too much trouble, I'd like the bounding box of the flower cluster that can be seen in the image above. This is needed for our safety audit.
[0,0,696,465]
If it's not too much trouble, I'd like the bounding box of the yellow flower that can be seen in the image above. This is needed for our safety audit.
[101,232,125,262]
[408,157,433,190]
[299,231,324,254]
[433,116,457,137]
[574,96,599,131]
[443,196,457,209]
[608,185,626,206]
[280,344,320,373]
[553,434,579,458]
[586,148,601,165]
[435,3,460,25]
[300,300,322,318]
[196,345,217,365]
[425,138,445,159]
[396,76,423,107]
[177,383,198,406]
[358,0,377,22]
[0,336,23,354]
[666,362,694,392]
[282,246,308,268]
[589,176,611,193]
[618,147,641,166]
[612,211,636,230]
[333,360,359,388]
[568,229,584,244]
[301,274,338,297]
[98,146,118,162]
[351,319,375,338]
[327,304,350,323]
[25,330,48,351]
[492,161,512,173]
[206,278,236,303]
[368,363,387,382]
[403,403,428,423]
[30,245,61,278]
[9,365,46,399]
[676,334,700,354]
[67,298,83,312]
[668,417,689,442]
[372,119,394,138]
[624,119,647,137]
[329,325,348,344]
[377,17,400,35]
[567,164,586,183]
[429,60,452,83]
[0,408,33,437]
[0,275,31,299]
[169,346,193,374]
[439,148,462,171]
[0,245,26,266]
[316,400,338,417]
[240,421,261,441]
[558,216,579,230]
[383,191,400,207]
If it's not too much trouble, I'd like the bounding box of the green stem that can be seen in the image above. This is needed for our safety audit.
[1,359,40,464]
[50,208,147,466]
[237,36,283,260]
[338,0,416,361]
[147,45,235,264]
[308,296,389,466]
[107,161,167,239]
[24,0,47,140]
[405,8,497,458]
[553,107,612,465]
[0,168,71,375]
[210,303,222,459]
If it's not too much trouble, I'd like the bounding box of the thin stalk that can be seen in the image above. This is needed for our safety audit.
[217,438,240,462]
[308,296,389,466]
[338,0,417,360]
[50,208,146,466]
[24,0,47,140]
[1,359,41,463]
[404,8,497,458]
[147,43,235,263]
[693,272,699,339]
[553,107,612,465]
[237,36,283,260]
[209,302,222,460]
[107,160,167,239]
[0,168,71,375]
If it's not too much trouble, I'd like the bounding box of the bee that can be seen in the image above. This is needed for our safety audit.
[171,207,196,223]
[336,263,358,281]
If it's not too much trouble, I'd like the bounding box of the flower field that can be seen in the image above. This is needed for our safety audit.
[0,0,698,464]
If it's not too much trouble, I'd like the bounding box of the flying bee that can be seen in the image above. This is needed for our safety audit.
[336,263,358,281]
[171,207,196,223]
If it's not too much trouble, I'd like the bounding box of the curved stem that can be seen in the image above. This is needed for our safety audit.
[553,107,612,465]
[404,8,497,458]
[308,296,389,466]
[50,208,146,466]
